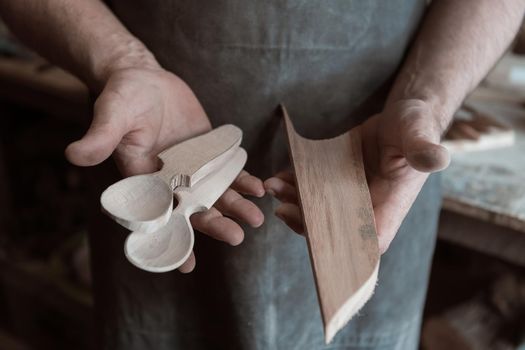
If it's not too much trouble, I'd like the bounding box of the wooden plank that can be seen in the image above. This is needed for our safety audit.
[442,98,525,233]
[282,106,380,343]
[438,210,525,267]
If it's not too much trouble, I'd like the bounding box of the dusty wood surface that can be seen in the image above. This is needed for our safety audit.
[283,106,379,343]
[442,96,525,233]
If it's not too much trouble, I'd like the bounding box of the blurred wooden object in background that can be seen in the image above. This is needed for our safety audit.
[442,106,515,154]
[0,57,89,121]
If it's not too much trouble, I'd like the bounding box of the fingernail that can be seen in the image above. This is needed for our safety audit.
[266,189,276,196]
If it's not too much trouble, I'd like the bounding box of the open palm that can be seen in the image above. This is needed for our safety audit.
[66,67,265,272]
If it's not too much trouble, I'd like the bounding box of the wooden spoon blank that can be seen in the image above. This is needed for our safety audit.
[156,124,243,187]
[282,106,380,343]
[124,147,247,272]
[100,124,242,233]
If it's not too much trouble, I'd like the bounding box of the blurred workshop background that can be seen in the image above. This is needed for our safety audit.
[0,17,525,350]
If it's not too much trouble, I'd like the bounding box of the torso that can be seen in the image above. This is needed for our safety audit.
[106,1,427,174]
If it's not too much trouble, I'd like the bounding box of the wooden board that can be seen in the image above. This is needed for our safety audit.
[442,97,525,233]
[442,106,515,153]
[282,106,380,343]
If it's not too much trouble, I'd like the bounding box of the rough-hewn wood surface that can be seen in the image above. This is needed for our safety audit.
[283,106,379,344]
[442,97,525,233]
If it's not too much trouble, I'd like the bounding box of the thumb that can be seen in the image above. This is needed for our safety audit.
[399,103,451,173]
[65,91,127,166]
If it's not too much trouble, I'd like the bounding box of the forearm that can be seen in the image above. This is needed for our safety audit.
[387,0,525,130]
[0,0,159,91]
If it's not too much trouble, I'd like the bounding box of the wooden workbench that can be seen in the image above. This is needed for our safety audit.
[439,94,525,266]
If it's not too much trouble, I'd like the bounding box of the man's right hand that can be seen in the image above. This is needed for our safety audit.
[66,66,265,273]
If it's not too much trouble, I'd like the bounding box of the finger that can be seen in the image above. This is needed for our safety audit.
[190,207,245,246]
[372,204,399,254]
[275,203,304,234]
[399,104,450,173]
[65,90,128,166]
[230,171,265,197]
[404,140,450,173]
[369,173,427,254]
[178,251,196,273]
[214,189,265,228]
[264,177,298,204]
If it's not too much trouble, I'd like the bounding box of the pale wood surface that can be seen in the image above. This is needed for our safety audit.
[283,106,379,343]
[100,125,242,233]
[157,124,242,187]
[442,97,525,233]
[438,55,525,263]
[125,148,246,272]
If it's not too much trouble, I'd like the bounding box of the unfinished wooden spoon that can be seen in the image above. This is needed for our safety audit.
[124,147,247,272]
[282,105,380,343]
[100,125,242,233]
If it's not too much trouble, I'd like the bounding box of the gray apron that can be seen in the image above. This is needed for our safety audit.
[89,1,441,349]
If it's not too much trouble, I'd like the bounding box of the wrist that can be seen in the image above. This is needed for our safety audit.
[90,36,161,91]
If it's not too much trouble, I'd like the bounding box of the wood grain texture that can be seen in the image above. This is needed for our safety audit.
[156,124,242,187]
[442,97,525,233]
[100,125,242,233]
[125,147,247,272]
[282,106,380,343]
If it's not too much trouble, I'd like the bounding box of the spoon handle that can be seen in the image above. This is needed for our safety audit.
[175,147,247,216]
[156,125,242,188]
